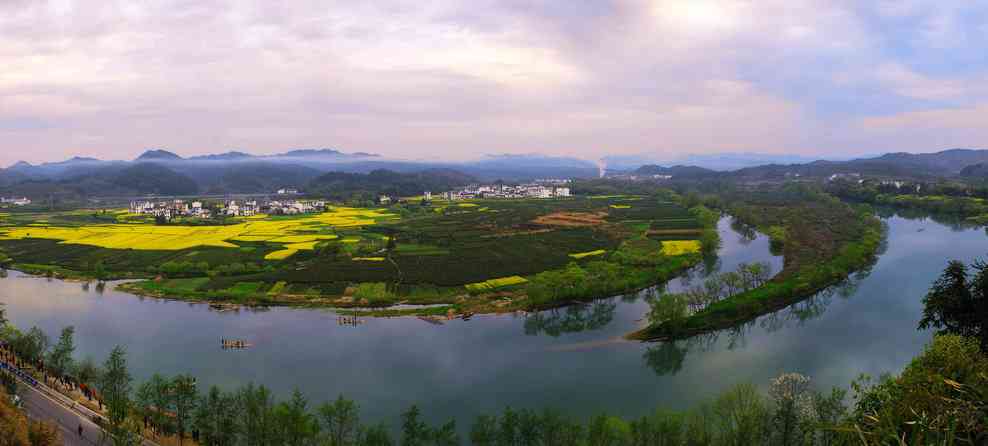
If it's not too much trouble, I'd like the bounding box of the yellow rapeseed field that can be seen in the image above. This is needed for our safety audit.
[661,240,701,256]
[465,276,528,292]
[265,249,298,260]
[0,206,397,254]
[569,249,606,259]
[285,242,319,250]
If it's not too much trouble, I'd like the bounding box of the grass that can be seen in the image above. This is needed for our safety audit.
[267,281,288,295]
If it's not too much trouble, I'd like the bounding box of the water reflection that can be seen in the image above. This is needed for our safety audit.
[872,205,982,232]
[522,215,781,338]
[730,217,757,245]
[645,267,875,377]
[524,300,617,337]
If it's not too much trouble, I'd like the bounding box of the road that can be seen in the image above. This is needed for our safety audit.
[20,382,102,445]
[3,358,158,446]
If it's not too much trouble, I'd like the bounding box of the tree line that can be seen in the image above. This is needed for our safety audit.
[647,262,774,325]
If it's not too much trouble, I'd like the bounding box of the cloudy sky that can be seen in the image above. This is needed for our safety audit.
[2,0,988,166]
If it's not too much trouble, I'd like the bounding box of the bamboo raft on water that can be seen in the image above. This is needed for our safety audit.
[221,339,252,349]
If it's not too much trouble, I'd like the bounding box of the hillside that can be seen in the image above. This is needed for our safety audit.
[634,164,718,179]
[306,168,475,199]
[109,163,199,195]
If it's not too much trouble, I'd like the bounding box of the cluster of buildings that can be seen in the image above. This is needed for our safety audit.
[439,183,572,201]
[827,173,863,183]
[129,198,326,220]
[129,200,212,219]
[0,197,31,206]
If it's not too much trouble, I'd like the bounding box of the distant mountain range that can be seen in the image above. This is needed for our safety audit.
[602,152,846,171]
[0,149,599,199]
[4,147,988,200]
[624,148,988,181]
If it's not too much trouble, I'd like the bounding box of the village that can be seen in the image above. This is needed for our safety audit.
[435,181,572,201]
[129,197,326,220]
[0,197,32,206]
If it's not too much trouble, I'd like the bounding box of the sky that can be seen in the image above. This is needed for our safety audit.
[2,0,988,167]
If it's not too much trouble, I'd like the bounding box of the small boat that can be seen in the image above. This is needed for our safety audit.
[460,312,475,321]
[221,339,252,349]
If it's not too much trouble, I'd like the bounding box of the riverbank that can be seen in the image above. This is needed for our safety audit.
[630,191,885,341]
[113,251,704,317]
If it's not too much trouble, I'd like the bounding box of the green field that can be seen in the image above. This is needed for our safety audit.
[0,196,709,313]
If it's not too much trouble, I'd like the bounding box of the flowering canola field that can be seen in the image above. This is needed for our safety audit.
[661,240,701,256]
[0,207,397,253]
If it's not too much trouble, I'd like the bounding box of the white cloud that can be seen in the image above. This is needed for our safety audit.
[1,0,987,165]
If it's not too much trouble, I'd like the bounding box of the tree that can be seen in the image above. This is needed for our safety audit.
[429,420,458,446]
[99,346,138,446]
[318,395,361,446]
[497,407,520,446]
[275,389,318,446]
[588,414,632,446]
[768,373,813,446]
[647,294,688,326]
[93,261,106,281]
[73,356,101,386]
[136,374,174,438]
[238,383,277,446]
[46,326,75,377]
[11,326,50,365]
[172,374,199,445]
[920,259,988,348]
[469,415,497,446]
[401,406,429,446]
[362,424,394,446]
[196,386,239,446]
[712,383,769,446]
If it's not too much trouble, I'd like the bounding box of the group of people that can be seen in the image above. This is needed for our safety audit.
[1,343,94,440]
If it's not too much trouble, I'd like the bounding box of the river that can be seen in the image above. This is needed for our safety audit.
[0,213,981,429]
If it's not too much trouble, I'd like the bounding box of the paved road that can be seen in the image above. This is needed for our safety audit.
[20,383,102,445]
[2,357,159,446]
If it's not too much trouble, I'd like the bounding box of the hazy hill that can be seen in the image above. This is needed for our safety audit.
[634,165,718,179]
[136,149,183,161]
[960,162,988,178]
[108,163,199,195]
[306,169,475,200]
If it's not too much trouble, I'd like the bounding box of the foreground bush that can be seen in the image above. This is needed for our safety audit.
[850,334,988,444]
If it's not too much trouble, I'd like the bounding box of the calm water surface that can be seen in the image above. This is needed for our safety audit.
[0,214,982,428]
